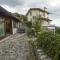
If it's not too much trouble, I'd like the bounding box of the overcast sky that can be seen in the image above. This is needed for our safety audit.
[0,0,60,26]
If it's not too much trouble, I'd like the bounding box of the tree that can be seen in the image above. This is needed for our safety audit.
[34,21,41,32]
[34,16,42,33]
[13,12,20,17]
[13,12,27,24]
[26,21,32,28]
[56,27,60,34]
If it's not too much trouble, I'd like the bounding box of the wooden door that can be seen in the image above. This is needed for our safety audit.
[5,19,12,34]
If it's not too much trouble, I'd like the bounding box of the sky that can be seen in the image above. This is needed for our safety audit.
[0,0,60,26]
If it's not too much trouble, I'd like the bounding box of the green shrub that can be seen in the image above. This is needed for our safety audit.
[26,21,32,28]
[27,28,32,36]
[36,32,60,60]
[56,27,60,34]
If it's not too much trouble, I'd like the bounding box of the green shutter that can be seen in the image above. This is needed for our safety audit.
[0,22,5,37]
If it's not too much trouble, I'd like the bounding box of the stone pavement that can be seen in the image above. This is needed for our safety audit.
[0,33,35,60]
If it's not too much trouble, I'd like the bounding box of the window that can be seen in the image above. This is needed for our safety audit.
[33,16,36,20]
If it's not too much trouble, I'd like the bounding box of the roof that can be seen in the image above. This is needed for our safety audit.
[26,8,50,16]
[0,6,20,22]
[13,13,27,22]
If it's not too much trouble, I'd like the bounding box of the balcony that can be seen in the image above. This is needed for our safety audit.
[42,25,55,32]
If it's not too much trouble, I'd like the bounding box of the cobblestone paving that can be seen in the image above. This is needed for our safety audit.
[0,33,32,60]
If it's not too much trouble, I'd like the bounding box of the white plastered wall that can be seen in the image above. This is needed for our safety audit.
[12,20,18,34]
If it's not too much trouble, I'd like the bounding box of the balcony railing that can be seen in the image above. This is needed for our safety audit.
[42,25,55,32]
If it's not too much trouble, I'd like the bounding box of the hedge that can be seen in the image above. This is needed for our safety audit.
[36,32,60,60]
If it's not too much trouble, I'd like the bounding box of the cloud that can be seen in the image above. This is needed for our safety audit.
[46,0,60,26]
[0,0,48,13]
[0,0,60,26]
[0,0,25,7]
[48,0,60,7]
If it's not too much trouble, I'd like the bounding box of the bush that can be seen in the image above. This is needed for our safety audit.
[27,28,32,37]
[56,27,60,34]
[26,21,32,28]
[36,32,60,60]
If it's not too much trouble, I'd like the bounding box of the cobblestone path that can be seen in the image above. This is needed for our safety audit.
[0,33,36,60]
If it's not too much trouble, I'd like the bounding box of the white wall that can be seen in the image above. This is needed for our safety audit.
[12,20,18,34]
[42,20,49,26]
[27,10,48,22]
[48,26,55,30]
[31,10,40,16]
[27,9,51,28]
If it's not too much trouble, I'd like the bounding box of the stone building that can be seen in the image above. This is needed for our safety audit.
[0,6,20,38]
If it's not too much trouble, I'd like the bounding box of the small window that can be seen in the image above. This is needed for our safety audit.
[33,16,36,20]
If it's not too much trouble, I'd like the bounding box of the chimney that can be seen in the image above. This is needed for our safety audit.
[44,7,47,11]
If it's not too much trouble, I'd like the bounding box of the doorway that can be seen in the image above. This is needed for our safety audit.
[5,19,12,34]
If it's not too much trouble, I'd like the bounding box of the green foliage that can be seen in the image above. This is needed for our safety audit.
[23,16,27,23]
[27,28,32,37]
[56,27,60,34]
[13,12,20,17]
[36,32,60,60]
[26,21,32,28]
[26,16,42,37]
[34,21,41,33]
[13,12,27,23]
[29,40,38,60]
[26,21,34,37]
